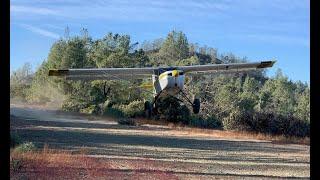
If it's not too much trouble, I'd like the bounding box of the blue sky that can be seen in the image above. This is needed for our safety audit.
[10,0,310,83]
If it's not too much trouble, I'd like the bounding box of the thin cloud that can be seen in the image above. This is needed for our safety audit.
[10,0,231,21]
[11,5,58,15]
[19,24,60,39]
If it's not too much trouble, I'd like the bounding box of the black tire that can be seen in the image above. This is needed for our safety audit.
[144,101,152,118]
[192,98,200,114]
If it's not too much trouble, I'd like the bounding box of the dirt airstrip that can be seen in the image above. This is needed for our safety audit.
[10,104,310,179]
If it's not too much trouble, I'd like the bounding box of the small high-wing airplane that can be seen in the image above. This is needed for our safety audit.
[49,60,275,117]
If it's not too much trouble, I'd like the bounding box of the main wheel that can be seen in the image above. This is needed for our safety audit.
[192,98,200,114]
[144,101,152,118]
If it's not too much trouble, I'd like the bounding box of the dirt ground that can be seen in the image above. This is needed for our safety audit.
[10,104,310,179]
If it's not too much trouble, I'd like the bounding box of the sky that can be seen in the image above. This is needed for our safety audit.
[10,0,310,83]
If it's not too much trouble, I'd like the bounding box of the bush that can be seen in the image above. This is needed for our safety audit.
[103,100,115,109]
[61,99,88,112]
[189,115,222,129]
[206,116,222,129]
[117,118,136,126]
[14,142,36,153]
[189,116,206,128]
[156,97,190,122]
[119,100,145,118]
[222,109,248,131]
[103,106,125,118]
[80,105,100,115]
[222,110,309,137]
[10,132,22,148]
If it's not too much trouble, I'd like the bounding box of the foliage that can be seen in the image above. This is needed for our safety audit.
[14,142,36,153]
[10,132,22,148]
[156,96,190,123]
[189,115,222,129]
[61,98,88,112]
[80,105,99,115]
[222,110,309,137]
[117,100,145,118]
[13,29,309,137]
[158,30,189,65]
[10,63,33,101]
[103,106,125,118]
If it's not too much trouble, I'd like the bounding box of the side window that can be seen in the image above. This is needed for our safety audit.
[167,73,172,76]
[179,72,184,75]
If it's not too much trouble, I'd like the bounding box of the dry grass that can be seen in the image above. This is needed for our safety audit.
[168,126,310,145]
[135,118,309,145]
[10,145,179,180]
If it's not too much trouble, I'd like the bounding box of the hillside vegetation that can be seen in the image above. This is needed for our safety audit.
[10,29,310,137]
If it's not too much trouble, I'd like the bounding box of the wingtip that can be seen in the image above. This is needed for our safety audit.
[258,60,276,68]
[48,69,69,76]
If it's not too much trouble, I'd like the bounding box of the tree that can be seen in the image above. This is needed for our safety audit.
[10,62,33,100]
[89,33,135,68]
[239,76,259,112]
[158,30,189,65]
[258,69,296,115]
[294,88,310,122]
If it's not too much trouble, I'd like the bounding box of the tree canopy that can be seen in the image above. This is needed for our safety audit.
[10,29,310,137]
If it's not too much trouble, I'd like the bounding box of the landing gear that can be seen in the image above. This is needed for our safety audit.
[178,90,201,114]
[144,101,152,118]
[192,98,200,114]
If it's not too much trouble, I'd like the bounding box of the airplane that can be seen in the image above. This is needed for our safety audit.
[48,60,275,117]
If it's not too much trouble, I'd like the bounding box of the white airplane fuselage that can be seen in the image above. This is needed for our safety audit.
[152,70,185,97]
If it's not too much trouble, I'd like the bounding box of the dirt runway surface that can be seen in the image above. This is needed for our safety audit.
[10,105,310,179]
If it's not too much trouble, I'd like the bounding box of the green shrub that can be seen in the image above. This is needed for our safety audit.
[10,132,22,148]
[188,115,222,129]
[103,100,115,109]
[119,100,145,118]
[221,110,309,137]
[156,97,190,122]
[11,158,22,172]
[189,115,205,127]
[206,116,222,129]
[14,142,36,153]
[222,109,245,131]
[117,118,136,126]
[80,105,100,115]
[103,106,125,118]
[61,99,88,112]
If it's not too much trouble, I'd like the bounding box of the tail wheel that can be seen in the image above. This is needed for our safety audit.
[144,101,152,118]
[192,98,200,114]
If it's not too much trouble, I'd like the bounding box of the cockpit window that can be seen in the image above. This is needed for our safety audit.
[179,72,184,75]
[167,73,172,76]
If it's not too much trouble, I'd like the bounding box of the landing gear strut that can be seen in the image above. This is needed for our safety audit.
[178,90,201,114]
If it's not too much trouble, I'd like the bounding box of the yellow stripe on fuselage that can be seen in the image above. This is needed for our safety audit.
[159,72,168,80]
[159,70,180,80]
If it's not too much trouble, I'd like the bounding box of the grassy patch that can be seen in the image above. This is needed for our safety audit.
[13,142,36,153]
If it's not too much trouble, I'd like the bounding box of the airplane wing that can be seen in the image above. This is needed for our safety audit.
[48,67,156,80]
[179,61,275,74]
[48,61,275,80]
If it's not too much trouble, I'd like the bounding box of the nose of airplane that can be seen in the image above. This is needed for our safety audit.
[172,70,179,77]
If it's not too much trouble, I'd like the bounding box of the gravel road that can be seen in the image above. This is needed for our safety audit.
[10,105,310,179]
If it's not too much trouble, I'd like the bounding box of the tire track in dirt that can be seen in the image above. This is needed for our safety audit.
[10,106,310,179]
